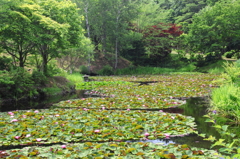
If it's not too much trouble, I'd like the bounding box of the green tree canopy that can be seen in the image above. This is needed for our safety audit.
[0,0,40,67]
[186,0,240,57]
[0,0,85,75]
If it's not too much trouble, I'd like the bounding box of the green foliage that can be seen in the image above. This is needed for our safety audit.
[79,65,89,75]
[209,61,240,124]
[195,59,228,74]
[211,83,240,122]
[0,68,36,99]
[45,60,63,77]
[179,63,196,72]
[203,115,240,158]
[65,73,84,84]
[168,0,208,24]
[97,65,114,75]
[0,0,85,75]
[115,66,175,75]
[186,0,240,56]
[0,1,37,68]
[207,67,225,74]
[42,87,63,96]
[221,62,240,85]
[0,56,12,71]
[224,50,235,58]
[31,70,47,85]
[235,59,240,68]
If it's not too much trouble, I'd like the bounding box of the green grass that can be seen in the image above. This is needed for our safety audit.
[196,59,234,74]
[115,66,176,75]
[210,84,240,124]
[42,87,63,96]
[64,73,84,84]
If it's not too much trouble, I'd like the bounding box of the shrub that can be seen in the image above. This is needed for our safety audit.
[0,56,12,71]
[222,62,240,85]
[80,65,89,75]
[0,68,36,99]
[46,61,63,77]
[31,70,47,85]
[97,65,114,75]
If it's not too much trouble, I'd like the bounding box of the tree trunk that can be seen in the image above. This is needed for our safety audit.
[19,52,24,68]
[40,44,48,75]
[84,3,91,74]
[115,38,118,70]
[114,9,121,70]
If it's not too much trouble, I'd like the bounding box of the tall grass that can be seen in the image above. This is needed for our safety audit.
[210,84,240,123]
[207,67,225,74]
[210,60,240,124]
[64,73,84,84]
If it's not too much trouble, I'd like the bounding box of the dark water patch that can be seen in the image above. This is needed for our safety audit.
[172,96,210,100]
[130,81,159,86]
[179,97,220,138]
[0,137,182,151]
[0,90,96,112]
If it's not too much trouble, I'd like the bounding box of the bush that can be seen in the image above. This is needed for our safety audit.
[179,63,196,72]
[0,68,36,99]
[31,70,47,85]
[0,56,13,71]
[80,65,89,75]
[235,59,240,68]
[97,65,114,75]
[222,62,240,85]
[46,61,63,77]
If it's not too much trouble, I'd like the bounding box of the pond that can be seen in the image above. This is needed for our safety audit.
[0,74,225,158]
[0,93,218,150]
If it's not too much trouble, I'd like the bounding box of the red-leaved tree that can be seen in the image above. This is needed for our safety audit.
[141,23,183,61]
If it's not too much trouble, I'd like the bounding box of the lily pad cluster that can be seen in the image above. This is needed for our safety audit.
[2,142,221,159]
[53,96,185,109]
[0,109,196,147]
[92,74,221,99]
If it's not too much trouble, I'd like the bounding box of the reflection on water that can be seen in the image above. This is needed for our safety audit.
[128,138,175,146]
[0,90,91,112]
[130,97,220,149]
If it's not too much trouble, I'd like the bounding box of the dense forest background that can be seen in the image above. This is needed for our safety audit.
[1,0,240,98]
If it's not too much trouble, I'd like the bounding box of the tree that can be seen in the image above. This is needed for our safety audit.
[141,23,183,65]
[0,0,85,74]
[186,0,240,58]
[74,0,139,69]
[32,0,84,75]
[134,0,169,30]
[0,1,39,67]
[57,37,94,73]
[168,0,208,25]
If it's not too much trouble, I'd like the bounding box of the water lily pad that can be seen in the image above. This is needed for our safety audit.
[3,142,221,158]
[0,109,196,147]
